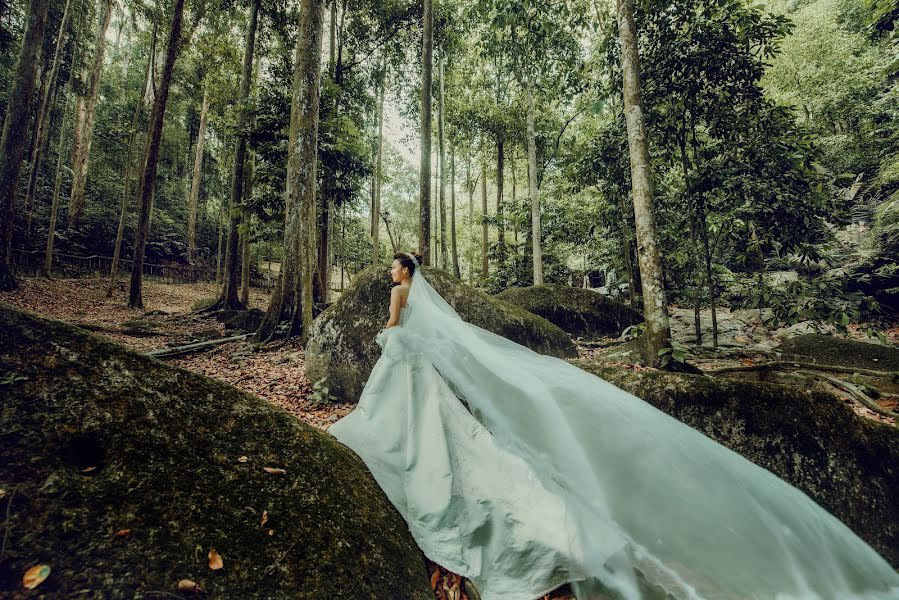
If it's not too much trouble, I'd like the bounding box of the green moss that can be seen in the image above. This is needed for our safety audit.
[305,266,577,404]
[495,284,643,340]
[779,334,899,371]
[0,303,433,599]
[570,358,899,567]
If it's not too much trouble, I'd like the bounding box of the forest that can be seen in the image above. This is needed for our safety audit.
[1,0,898,597]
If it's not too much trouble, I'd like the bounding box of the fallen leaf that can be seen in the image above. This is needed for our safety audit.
[0,488,6,499]
[430,568,440,590]
[208,548,223,570]
[268,529,274,536]
[260,510,269,527]
[178,579,202,593]
[262,467,286,475]
[23,565,50,590]
[81,466,97,473]
[114,529,131,537]
[237,456,249,463]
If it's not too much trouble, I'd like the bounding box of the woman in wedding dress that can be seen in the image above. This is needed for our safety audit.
[327,252,899,600]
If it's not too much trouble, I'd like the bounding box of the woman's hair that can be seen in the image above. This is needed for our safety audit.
[393,251,422,276]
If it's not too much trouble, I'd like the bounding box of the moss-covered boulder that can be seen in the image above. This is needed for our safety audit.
[779,334,899,371]
[495,284,643,340]
[571,359,899,566]
[0,304,433,599]
[306,265,577,403]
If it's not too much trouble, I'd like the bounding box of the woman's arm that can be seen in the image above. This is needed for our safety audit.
[385,286,402,328]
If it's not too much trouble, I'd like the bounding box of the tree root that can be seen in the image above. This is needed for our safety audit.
[796,370,899,423]
[145,333,252,359]
[705,360,897,379]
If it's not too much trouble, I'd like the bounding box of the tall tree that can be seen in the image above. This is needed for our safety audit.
[128,0,187,309]
[438,51,448,269]
[107,20,155,297]
[45,86,74,277]
[67,0,114,228]
[615,0,671,364]
[481,157,488,278]
[419,0,433,264]
[450,142,460,278]
[24,0,73,237]
[213,0,260,312]
[0,0,50,292]
[372,58,386,264]
[187,80,209,263]
[257,0,324,342]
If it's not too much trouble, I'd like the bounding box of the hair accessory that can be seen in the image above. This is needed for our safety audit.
[406,252,419,267]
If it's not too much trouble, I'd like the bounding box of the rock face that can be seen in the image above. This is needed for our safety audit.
[305,266,577,403]
[0,304,433,599]
[495,284,643,340]
[573,360,899,567]
[779,334,899,371]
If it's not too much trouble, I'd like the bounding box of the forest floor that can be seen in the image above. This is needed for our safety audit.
[3,277,897,599]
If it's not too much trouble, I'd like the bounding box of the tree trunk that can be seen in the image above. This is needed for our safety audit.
[450,143,460,278]
[0,0,50,292]
[698,197,718,349]
[524,76,543,285]
[257,0,324,343]
[418,0,432,265]
[466,150,475,283]
[213,0,259,312]
[215,198,224,284]
[618,192,637,307]
[616,0,671,365]
[45,89,72,277]
[25,0,72,237]
[187,81,209,263]
[67,0,113,228]
[438,51,447,270]
[481,158,488,279]
[128,0,186,309]
[372,59,386,264]
[108,26,155,297]
[496,135,505,263]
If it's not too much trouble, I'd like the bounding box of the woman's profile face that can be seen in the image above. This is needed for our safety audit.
[389,259,408,284]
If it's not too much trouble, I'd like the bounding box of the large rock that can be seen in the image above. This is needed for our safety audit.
[0,304,433,599]
[305,266,577,404]
[572,359,899,566]
[779,334,899,371]
[495,284,643,340]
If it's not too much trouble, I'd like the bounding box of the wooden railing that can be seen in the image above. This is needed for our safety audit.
[12,249,276,290]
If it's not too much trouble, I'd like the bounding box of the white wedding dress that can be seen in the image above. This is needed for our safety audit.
[327,267,899,600]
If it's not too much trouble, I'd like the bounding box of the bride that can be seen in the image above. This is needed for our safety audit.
[327,251,899,600]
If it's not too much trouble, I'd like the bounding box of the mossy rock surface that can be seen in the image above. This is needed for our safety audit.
[305,265,577,403]
[0,303,433,599]
[495,284,643,340]
[572,359,899,566]
[779,334,899,371]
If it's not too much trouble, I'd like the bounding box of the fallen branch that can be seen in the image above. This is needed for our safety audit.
[705,361,897,379]
[145,334,252,359]
[798,370,899,422]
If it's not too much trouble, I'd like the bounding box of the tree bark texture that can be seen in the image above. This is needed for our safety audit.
[372,59,386,264]
[108,34,155,297]
[438,52,447,270]
[0,0,50,292]
[524,77,543,285]
[616,0,671,365]
[45,89,72,277]
[481,159,488,279]
[187,81,209,263]
[25,0,72,236]
[128,0,186,309]
[67,0,113,228]
[418,0,432,265]
[450,143,460,279]
[257,0,324,343]
[216,0,259,312]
